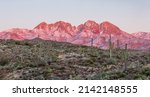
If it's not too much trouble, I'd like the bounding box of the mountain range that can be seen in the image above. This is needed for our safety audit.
[0,20,150,50]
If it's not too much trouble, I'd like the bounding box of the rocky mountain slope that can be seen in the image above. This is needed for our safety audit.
[131,32,150,40]
[0,39,150,80]
[0,20,150,50]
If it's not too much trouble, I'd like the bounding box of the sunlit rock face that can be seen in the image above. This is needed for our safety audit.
[0,20,150,50]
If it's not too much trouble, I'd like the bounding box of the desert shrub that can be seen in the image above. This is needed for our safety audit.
[13,41,32,46]
[101,51,110,58]
[0,59,9,66]
[78,46,87,53]
[14,41,22,45]
[115,54,122,60]
[81,59,95,66]
[42,67,53,78]
[141,68,150,76]
[69,75,84,80]
[23,42,32,46]
[113,72,126,78]
[139,60,147,65]
[46,68,53,73]
[134,74,147,80]
[91,72,111,80]
[12,63,23,70]
[0,55,10,66]
[49,64,65,70]
[106,58,117,65]
[50,55,58,62]
[92,72,126,80]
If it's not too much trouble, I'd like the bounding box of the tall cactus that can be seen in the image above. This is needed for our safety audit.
[109,35,113,59]
[91,38,94,46]
[117,39,120,49]
[124,43,128,72]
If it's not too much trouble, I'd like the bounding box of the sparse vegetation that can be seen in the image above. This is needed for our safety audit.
[0,39,150,80]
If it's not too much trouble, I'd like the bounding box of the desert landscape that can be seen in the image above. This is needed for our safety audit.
[0,21,150,80]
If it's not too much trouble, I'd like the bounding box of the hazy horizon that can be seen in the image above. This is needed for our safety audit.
[0,0,150,33]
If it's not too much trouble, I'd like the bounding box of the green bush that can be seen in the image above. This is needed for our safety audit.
[141,68,150,76]
[106,58,117,65]
[91,72,111,80]
[134,74,147,80]
[0,59,9,66]
[14,41,22,45]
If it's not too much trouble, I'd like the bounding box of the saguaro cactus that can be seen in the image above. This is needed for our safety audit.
[124,43,128,72]
[109,35,113,59]
[91,38,94,46]
[117,39,120,49]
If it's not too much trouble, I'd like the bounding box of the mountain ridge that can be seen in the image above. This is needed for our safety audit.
[131,32,150,40]
[0,20,150,50]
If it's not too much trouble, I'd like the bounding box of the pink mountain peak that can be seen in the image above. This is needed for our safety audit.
[35,21,76,33]
[54,21,73,28]
[34,22,48,30]
[55,21,70,25]
[84,20,99,26]
[100,21,121,35]
[0,20,149,50]
[52,21,76,33]
[77,20,100,34]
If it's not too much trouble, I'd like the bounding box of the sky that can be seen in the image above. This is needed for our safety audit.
[0,0,150,33]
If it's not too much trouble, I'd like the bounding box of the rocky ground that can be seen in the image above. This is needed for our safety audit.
[0,39,150,80]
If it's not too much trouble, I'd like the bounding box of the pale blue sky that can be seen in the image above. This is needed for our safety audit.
[0,0,150,33]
